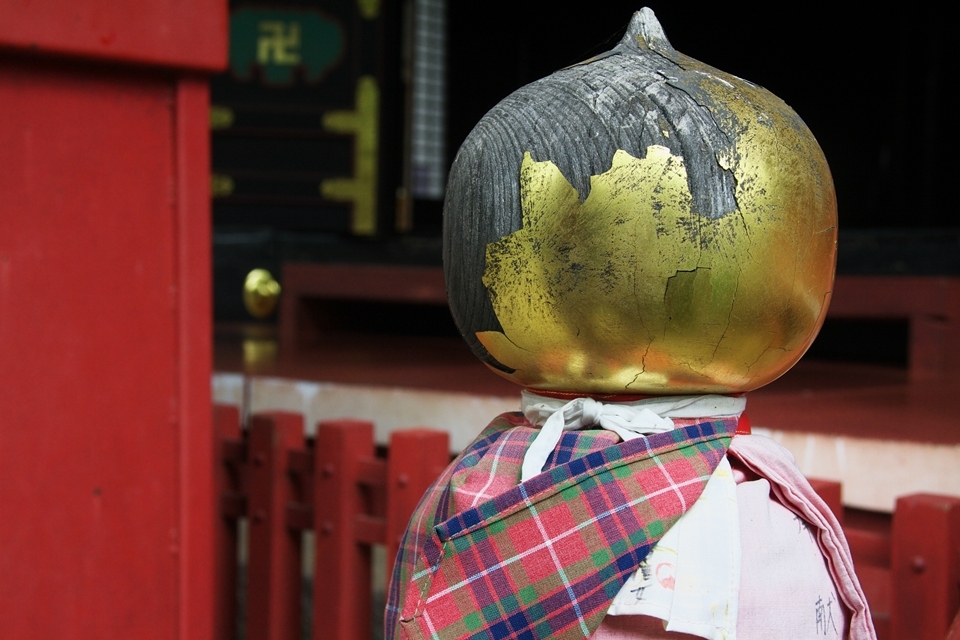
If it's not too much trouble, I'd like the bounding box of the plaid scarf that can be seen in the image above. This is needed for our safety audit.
[386,412,736,640]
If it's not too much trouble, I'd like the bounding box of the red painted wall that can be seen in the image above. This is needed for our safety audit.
[0,3,224,637]
[0,0,226,72]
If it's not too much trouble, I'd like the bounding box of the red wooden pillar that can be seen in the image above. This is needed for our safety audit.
[890,494,960,640]
[0,3,226,639]
[246,413,305,640]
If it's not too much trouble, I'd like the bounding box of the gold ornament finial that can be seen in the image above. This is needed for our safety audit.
[243,269,282,319]
[444,8,836,394]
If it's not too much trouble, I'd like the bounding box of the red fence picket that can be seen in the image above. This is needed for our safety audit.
[214,404,243,640]
[891,494,960,640]
[385,430,452,571]
[246,412,305,640]
[311,421,451,639]
[313,419,378,640]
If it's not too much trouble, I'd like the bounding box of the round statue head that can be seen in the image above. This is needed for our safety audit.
[444,8,836,396]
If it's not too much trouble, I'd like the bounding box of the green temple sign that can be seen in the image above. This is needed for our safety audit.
[230,8,344,85]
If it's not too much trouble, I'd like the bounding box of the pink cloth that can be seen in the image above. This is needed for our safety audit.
[592,435,876,640]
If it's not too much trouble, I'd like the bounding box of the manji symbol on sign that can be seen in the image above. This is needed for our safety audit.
[258,21,302,66]
[229,9,343,85]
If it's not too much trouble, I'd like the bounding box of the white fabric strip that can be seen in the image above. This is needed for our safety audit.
[608,456,741,640]
[520,390,746,482]
[519,390,746,640]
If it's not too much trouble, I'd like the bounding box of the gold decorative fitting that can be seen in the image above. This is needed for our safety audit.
[211,174,235,197]
[243,338,278,367]
[243,269,282,319]
[357,0,380,19]
[395,186,412,232]
[320,76,380,235]
[210,106,235,130]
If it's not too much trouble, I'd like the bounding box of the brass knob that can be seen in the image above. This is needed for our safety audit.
[243,269,281,318]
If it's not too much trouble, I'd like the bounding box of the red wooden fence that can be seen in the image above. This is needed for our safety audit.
[213,405,450,640]
[808,479,960,640]
[214,405,960,640]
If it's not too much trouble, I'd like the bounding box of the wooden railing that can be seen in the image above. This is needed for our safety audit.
[278,268,960,383]
[213,405,449,640]
[808,479,960,640]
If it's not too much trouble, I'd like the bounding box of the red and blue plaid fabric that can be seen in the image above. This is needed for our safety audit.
[386,412,736,640]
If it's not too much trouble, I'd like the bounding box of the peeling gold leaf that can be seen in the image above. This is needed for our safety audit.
[478,142,835,395]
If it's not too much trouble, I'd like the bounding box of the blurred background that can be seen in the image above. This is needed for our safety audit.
[212,0,959,371]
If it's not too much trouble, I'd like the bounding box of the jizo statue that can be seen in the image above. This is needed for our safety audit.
[386,9,875,640]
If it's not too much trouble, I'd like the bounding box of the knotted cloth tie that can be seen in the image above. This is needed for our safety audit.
[521,390,747,482]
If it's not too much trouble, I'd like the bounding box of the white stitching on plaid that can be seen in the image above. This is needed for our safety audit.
[522,482,592,637]
[642,434,689,512]
[464,429,520,508]
[422,606,441,640]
